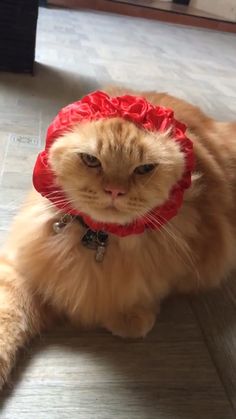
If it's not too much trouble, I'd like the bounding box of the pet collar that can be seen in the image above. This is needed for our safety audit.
[33,90,194,237]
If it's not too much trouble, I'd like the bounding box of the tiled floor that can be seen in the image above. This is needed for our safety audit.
[0,6,236,419]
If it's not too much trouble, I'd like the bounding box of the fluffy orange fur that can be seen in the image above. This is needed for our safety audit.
[1,88,236,388]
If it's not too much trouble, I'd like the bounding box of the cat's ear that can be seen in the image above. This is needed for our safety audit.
[157,128,172,141]
[191,172,202,182]
[152,128,176,147]
[185,172,203,201]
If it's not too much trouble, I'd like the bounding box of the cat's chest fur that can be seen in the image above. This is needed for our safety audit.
[13,218,172,325]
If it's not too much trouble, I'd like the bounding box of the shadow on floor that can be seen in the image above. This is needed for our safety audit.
[0,62,101,110]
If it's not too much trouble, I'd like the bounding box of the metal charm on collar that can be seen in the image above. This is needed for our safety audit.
[53,214,109,263]
[53,214,73,233]
[81,229,109,263]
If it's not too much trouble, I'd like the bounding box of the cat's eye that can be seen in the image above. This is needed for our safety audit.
[134,164,157,175]
[81,153,101,168]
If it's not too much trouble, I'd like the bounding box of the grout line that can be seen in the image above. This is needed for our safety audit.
[0,135,10,186]
[38,111,42,141]
[189,297,236,415]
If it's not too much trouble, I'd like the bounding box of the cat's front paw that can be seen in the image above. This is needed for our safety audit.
[105,307,156,338]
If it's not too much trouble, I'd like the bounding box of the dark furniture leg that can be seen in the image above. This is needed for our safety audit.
[0,0,39,74]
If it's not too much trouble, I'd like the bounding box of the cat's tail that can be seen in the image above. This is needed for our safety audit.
[0,257,42,389]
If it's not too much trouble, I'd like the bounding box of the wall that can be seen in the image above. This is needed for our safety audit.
[191,0,236,21]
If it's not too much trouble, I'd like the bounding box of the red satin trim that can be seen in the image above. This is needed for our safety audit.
[33,91,194,237]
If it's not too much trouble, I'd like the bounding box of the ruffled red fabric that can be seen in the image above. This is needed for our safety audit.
[33,91,194,237]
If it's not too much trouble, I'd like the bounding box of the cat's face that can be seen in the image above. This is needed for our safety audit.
[49,117,185,224]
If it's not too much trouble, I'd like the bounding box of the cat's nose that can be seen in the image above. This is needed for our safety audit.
[104,186,126,200]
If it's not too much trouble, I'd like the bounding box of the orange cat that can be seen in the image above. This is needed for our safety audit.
[1,88,236,389]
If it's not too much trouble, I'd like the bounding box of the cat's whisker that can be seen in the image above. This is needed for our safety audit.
[149,213,199,281]
[28,198,78,216]
[17,188,81,208]
[136,210,198,279]
[43,188,83,199]
[43,198,73,208]
[142,166,160,187]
